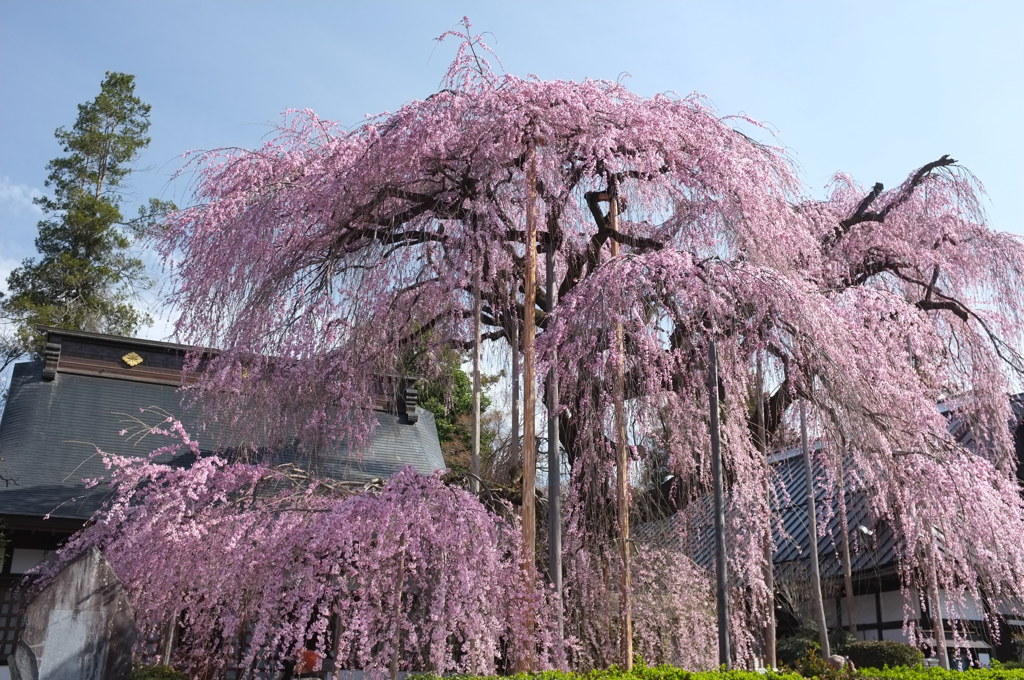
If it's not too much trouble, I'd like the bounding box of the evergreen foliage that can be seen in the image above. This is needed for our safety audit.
[1,72,171,352]
[417,349,499,474]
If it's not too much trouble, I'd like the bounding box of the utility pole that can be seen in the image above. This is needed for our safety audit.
[801,401,831,658]
[709,340,730,667]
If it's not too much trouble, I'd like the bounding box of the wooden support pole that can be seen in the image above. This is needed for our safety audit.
[390,545,407,680]
[511,318,520,485]
[756,359,776,668]
[546,224,564,645]
[709,340,730,667]
[838,471,857,635]
[801,401,831,658]
[513,140,539,674]
[930,559,950,669]
[471,258,482,495]
[608,178,633,671]
[161,610,177,666]
[522,143,538,572]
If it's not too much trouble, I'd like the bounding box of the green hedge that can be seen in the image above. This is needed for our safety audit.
[857,669,1024,680]
[411,670,804,680]
[846,641,923,669]
[128,665,187,680]
[411,664,1024,680]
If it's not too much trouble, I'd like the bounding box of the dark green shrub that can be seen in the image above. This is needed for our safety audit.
[793,648,831,678]
[128,665,187,680]
[829,629,858,655]
[776,636,821,667]
[846,640,923,668]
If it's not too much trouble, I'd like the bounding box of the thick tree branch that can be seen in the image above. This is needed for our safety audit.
[916,299,969,323]
[827,155,956,246]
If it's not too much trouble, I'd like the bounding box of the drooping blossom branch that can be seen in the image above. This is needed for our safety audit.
[30,419,558,677]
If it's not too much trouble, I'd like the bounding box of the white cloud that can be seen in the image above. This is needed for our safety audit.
[0,176,44,215]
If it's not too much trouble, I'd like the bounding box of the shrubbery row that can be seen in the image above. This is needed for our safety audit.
[410,663,1024,680]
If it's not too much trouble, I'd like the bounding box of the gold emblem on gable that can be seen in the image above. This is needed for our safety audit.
[121,352,144,367]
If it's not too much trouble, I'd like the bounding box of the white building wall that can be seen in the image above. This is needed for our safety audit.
[839,593,881,627]
[880,590,908,622]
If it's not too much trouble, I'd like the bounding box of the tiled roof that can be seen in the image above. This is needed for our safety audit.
[633,450,901,580]
[635,397,1024,579]
[0,359,445,521]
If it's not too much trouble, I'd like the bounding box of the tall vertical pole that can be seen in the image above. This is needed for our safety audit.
[930,561,950,669]
[511,320,520,493]
[609,178,633,670]
[546,225,564,645]
[521,142,538,572]
[709,340,730,667]
[756,359,777,668]
[801,401,831,658]
[838,472,857,635]
[471,257,482,494]
[515,139,539,673]
[161,611,177,665]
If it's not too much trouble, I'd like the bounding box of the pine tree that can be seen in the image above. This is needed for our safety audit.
[1,72,171,352]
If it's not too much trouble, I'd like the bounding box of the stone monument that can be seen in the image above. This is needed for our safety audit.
[9,547,136,680]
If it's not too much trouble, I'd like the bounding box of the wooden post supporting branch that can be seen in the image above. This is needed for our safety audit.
[511,319,520,486]
[930,560,950,669]
[521,143,538,572]
[390,544,407,680]
[608,179,633,671]
[709,340,730,667]
[161,610,178,666]
[515,140,539,673]
[546,225,564,646]
[801,401,831,658]
[756,360,776,668]
[838,472,857,635]
[471,258,482,495]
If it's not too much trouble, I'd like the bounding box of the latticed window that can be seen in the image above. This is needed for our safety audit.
[0,581,25,659]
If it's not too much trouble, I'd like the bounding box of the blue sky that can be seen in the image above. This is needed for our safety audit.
[2,1,1022,339]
